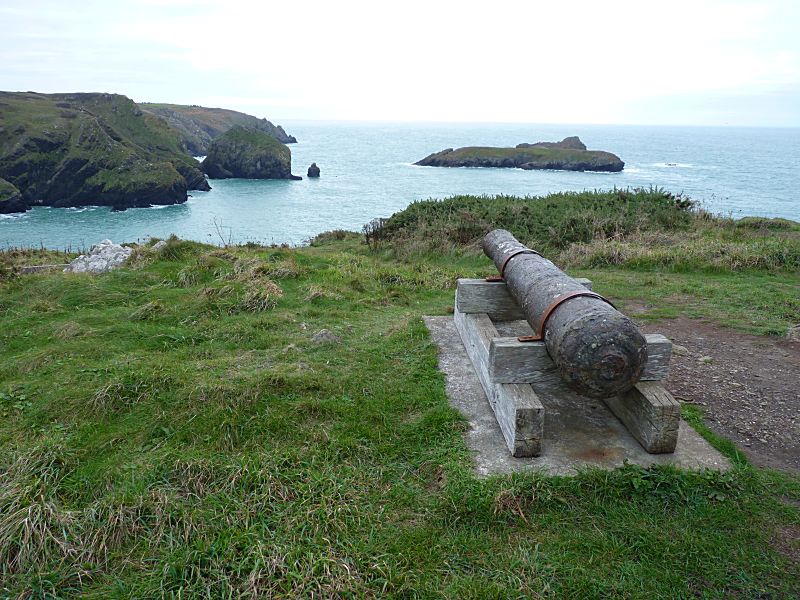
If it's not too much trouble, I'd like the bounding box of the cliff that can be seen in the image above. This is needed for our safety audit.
[0,176,26,213]
[415,137,624,172]
[140,103,297,155]
[0,92,211,213]
[201,126,299,180]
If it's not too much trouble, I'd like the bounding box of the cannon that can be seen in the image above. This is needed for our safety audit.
[482,229,647,399]
[452,229,680,458]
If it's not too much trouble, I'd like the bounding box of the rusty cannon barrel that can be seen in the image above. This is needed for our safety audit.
[483,229,647,398]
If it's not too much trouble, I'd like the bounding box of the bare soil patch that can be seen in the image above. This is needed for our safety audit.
[637,317,800,473]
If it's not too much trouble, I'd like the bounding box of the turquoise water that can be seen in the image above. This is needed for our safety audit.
[2,122,798,249]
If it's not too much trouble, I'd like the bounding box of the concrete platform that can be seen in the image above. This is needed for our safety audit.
[424,316,731,476]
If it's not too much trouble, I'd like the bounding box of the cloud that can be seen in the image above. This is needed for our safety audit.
[1,0,798,124]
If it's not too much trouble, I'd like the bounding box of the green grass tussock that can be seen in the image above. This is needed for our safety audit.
[0,190,797,596]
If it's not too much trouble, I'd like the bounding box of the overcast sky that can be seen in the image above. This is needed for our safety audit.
[1,0,799,126]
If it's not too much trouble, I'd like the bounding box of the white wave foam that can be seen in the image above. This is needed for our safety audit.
[652,162,694,168]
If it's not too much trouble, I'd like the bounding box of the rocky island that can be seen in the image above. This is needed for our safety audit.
[415,136,624,172]
[0,92,298,214]
[201,126,300,180]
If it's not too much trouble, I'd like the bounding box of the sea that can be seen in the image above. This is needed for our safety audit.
[1,122,798,249]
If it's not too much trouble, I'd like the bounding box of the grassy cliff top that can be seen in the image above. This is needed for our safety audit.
[381,188,800,278]
[0,192,798,595]
[0,92,189,160]
[215,125,289,150]
[140,102,296,154]
[142,103,268,133]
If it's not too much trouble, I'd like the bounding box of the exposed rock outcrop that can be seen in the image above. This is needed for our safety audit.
[64,239,133,273]
[311,329,341,344]
[140,103,297,155]
[0,92,211,212]
[516,136,587,151]
[201,126,300,180]
[416,136,623,172]
[175,163,212,192]
[0,177,27,214]
[307,162,320,178]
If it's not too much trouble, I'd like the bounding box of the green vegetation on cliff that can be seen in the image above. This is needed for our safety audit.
[381,189,800,277]
[416,137,624,172]
[0,92,210,213]
[0,176,25,212]
[140,103,296,155]
[201,126,295,180]
[0,191,797,596]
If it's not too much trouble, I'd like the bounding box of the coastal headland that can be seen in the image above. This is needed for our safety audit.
[0,92,297,214]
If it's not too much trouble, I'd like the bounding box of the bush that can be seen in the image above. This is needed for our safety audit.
[379,188,800,272]
[381,188,695,257]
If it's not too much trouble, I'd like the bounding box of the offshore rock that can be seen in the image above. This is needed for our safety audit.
[64,239,133,273]
[201,126,298,180]
[307,162,320,178]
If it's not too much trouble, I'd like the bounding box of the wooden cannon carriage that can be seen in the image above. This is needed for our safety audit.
[455,229,680,458]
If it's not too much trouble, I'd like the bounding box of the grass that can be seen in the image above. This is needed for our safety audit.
[450,145,617,164]
[0,193,798,597]
[216,126,289,153]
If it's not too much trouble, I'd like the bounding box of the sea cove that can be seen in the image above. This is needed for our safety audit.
[1,121,798,249]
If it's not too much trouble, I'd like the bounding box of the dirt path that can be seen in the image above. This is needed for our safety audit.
[636,316,799,473]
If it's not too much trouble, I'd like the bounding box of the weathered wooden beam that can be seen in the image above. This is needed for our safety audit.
[641,334,672,381]
[489,333,672,384]
[456,279,524,321]
[489,337,561,388]
[456,277,592,321]
[602,381,681,453]
[483,230,647,399]
[453,300,544,457]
